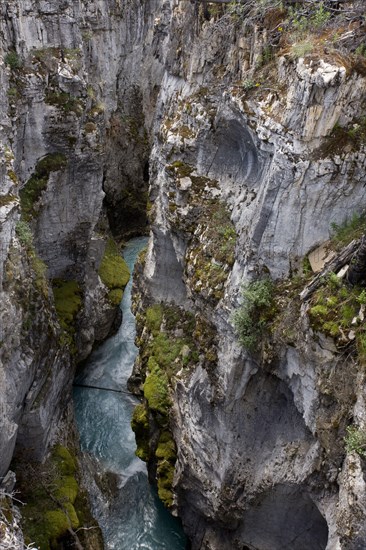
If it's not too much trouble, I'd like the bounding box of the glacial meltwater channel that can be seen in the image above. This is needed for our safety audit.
[73,237,187,549]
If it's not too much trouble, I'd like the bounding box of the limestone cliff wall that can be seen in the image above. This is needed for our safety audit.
[1,1,366,549]
[0,0,165,478]
[130,3,366,550]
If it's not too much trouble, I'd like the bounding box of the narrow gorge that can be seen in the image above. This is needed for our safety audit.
[1,1,366,549]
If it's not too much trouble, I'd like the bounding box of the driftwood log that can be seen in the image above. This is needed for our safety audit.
[300,239,360,301]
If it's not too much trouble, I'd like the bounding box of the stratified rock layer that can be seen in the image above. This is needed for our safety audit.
[1,2,366,550]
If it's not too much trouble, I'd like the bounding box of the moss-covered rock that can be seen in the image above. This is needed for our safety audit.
[146,304,163,334]
[157,459,175,508]
[131,403,150,461]
[20,154,67,220]
[44,504,79,543]
[52,280,82,350]
[17,445,83,550]
[131,302,217,508]
[107,288,123,306]
[99,239,130,305]
[143,359,171,416]
[156,431,177,462]
[156,432,177,508]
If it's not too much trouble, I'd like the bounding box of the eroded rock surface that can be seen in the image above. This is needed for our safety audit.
[1,1,366,549]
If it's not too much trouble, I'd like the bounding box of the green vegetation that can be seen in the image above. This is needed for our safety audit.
[15,220,33,247]
[32,46,59,62]
[356,44,366,58]
[309,273,366,361]
[316,119,366,159]
[146,304,164,334]
[330,212,366,249]
[107,288,123,306]
[166,161,235,304]
[45,90,84,116]
[344,425,366,457]
[15,221,48,294]
[132,302,212,508]
[0,193,17,207]
[166,160,194,179]
[5,51,22,69]
[131,404,150,461]
[156,431,177,507]
[144,357,171,415]
[98,239,130,305]
[188,201,236,304]
[233,278,274,352]
[20,154,67,220]
[52,279,82,349]
[291,41,314,59]
[142,304,198,380]
[19,445,81,550]
[288,1,330,37]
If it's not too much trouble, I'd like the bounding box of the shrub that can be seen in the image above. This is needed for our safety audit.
[233,278,274,351]
[345,425,366,457]
[4,51,22,69]
[289,2,331,36]
[356,44,366,58]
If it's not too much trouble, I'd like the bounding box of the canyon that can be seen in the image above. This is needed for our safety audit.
[1,1,366,549]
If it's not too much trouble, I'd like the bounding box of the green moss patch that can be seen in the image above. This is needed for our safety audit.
[166,161,194,179]
[53,280,82,330]
[20,154,67,220]
[131,403,150,461]
[156,431,177,462]
[156,431,177,508]
[52,280,82,350]
[143,359,171,416]
[131,302,219,508]
[15,445,81,550]
[99,239,130,305]
[187,202,236,303]
[107,288,123,306]
[146,304,164,334]
[157,459,175,508]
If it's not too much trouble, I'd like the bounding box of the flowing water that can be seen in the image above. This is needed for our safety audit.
[73,237,187,550]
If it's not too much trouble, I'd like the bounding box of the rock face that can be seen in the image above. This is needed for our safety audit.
[2,1,366,549]
[0,0,160,478]
[129,3,366,550]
